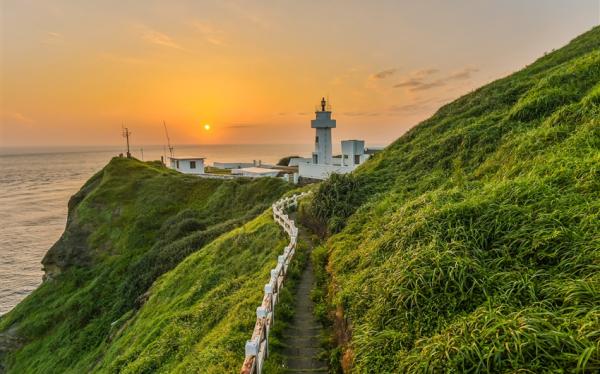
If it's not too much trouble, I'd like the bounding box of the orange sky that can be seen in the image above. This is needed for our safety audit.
[1,0,598,147]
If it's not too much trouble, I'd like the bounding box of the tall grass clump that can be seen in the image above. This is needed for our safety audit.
[311,26,600,372]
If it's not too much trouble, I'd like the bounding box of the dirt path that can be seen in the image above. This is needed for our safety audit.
[280,223,327,373]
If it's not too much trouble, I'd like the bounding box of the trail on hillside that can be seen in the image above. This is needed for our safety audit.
[280,217,327,373]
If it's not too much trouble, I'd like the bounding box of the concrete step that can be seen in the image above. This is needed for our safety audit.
[283,326,322,334]
[286,356,328,370]
[287,366,329,374]
[282,346,321,356]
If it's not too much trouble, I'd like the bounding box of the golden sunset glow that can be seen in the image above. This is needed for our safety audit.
[204,124,211,131]
[1,1,598,147]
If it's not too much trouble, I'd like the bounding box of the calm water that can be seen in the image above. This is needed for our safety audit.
[0,144,311,315]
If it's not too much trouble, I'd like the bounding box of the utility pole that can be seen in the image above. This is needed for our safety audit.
[122,125,132,158]
[163,121,174,157]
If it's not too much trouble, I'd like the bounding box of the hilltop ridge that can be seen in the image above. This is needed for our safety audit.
[303,25,600,372]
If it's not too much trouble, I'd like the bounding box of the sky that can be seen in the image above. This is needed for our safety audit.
[1,0,599,147]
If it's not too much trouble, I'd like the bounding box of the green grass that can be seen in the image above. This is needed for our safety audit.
[204,166,232,175]
[0,157,291,373]
[304,26,600,372]
[98,212,289,373]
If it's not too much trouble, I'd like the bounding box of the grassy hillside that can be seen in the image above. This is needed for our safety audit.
[305,26,600,372]
[0,158,291,373]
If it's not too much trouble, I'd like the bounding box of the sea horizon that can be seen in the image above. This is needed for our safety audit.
[0,143,321,315]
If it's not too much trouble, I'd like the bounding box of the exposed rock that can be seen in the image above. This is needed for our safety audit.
[0,325,23,373]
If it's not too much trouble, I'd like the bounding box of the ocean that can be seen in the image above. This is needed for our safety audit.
[0,144,312,315]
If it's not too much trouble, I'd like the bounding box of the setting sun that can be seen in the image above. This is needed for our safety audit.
[203,124,211,131]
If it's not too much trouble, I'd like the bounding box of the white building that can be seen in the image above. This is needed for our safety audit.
[341,140,368,166]
[169,156,205,174]
[213,161,255,170]
[231,167,281,178]
[296,98,375,180]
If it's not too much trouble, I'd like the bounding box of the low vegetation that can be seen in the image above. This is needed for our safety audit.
[305,26,600,372]
[0,158,291,373]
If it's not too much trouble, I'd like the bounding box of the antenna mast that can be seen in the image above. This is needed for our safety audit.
[122,124,132,158]
[163,121,174,158]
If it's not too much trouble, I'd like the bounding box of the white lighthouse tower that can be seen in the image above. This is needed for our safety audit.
[311,97,336,165]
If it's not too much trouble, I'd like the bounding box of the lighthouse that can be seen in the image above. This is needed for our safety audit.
[311,97,336,165]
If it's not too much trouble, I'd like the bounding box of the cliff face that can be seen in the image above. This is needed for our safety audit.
[0,158,291,373]
[42,170,103,279]
[305,26,600,372]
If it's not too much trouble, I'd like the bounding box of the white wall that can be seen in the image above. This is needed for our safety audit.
[242,170,279,178]
[213,162,255,169]
[170,158,205,174]
[311,111,336,165]
[298,163,356,180]
[288,157,312,167]
[314,128,333,164]
[341,140,366,166]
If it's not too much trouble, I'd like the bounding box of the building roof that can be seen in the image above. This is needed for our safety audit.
[169,155,206,160]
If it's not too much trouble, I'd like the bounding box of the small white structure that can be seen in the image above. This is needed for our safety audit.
[169,156,205,174]
[232,167,280,178]
[287,157,312,167]
[341,140,367,166]
[296,98,378,180]
[213,162,255,170]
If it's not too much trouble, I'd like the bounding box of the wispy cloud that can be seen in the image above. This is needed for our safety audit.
[191,21,226,46]
[394,66,478,91]
[388,96,455,114]
[137,25,184,50]
[414,68,439,77]
[42,31,63,45]
[410,79,446,91]
[226,123,258,128]
[342,111,381,117]
[3,112,35,124]
[99,52,146,65]
[222,0,270,30]
[393,78,424,88]
[371,68,398,80]
[447,67,479,80]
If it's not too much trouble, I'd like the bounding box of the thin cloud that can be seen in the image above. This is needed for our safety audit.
[394,66,477,91]
[388,95,457,114]
[191,21,226,46]
[414,68,439,77]
[42,31,63,45]
[371,68,397,80]
[410,79,446,91]
[138,25,184,50]
[447,67,479,80]
[99,52,146,65]
[393,78,424,88]
[222,0,270,30]
[226,123,258,128]
[342,111,381,117]
[3,112,35,124]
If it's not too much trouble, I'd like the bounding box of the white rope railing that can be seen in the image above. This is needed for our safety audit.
[240,192,310,374]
